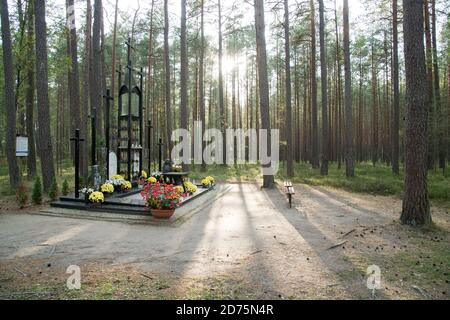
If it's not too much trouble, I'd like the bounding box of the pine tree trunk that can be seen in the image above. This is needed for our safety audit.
[91,0,102,165]
[424,0,434,170]
[0,0,21,190]
[218,0,226,165]
[34,0,55,191]
[25,1,36,179]
[180,0,188,169]
[310,0,319,169]
[66,0,81,160]
[319,0,328,176]
[391,0,400,175]
[343,0,354,177]
[164,0,173,156]
[401,0,431,226]
[284,0,293,177]
[81,0,91,178]
[431,0,444,171]
[199,0,206,172]
[254,0,274,188]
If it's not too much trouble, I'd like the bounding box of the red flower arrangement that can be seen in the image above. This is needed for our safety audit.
[140,182,185,210]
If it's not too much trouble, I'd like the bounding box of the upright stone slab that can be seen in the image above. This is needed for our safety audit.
[108,152,118,179]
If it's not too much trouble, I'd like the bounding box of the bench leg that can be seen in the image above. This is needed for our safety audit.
[288,194,292,208]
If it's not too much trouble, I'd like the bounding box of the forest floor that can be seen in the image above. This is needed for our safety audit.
[0,183,449,300]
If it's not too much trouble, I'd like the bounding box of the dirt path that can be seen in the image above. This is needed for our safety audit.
[0,183,449,300]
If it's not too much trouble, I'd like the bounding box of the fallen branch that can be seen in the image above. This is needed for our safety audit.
[250,250,263,255]
[327,240,348,250]
[13,268,27,277]
[140,273,153,280]
[339,229,356,239]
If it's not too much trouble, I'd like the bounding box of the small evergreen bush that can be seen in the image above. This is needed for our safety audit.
[48,177,59,201]
[16,183,29,209]
[62,179,69,196]
[32,176,43,205]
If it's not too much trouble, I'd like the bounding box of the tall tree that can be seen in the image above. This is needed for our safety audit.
[343,0,354,177]
[0,0,20,190]
[66,0,81,159]
[284,0,293,177]
[401,0,431,226]
[391,0,400,175]
[199,0,206,171]
[218,0,226,164]
[25,0,36,179]
[91,0,102,165]
[164,0,173,154]
[180,0,188,169]
[310,0,319,169]
[254,0,274,188]
[111,0,119,108]
[431,0,444,171]
[34,0,55,191]
[81,0,91,178]
[319,0,328,176]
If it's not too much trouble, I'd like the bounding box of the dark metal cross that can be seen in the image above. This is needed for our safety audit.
[103,89,114,179]
[70,129,85,199]
[158,138,164,172]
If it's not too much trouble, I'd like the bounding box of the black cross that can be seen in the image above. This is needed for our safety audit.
[158,138,164,172]
[103,89,114,178]
[70,129,85,199]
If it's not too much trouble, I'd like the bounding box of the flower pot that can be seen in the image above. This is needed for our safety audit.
[151,208,175,219]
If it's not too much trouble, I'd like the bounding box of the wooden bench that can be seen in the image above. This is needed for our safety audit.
[284,181,295,208]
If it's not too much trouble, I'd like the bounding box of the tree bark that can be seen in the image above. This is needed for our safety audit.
[218,0,226,164]
[310,0,319,169]
[81,0,91,178]
[284,0,293,177]
[0,0,21,190]
[91,0,102,165]
[66,0,81,160]
[254,0,274,188]
[34,0,55,191]
[199,0,206,171]
[319,0,328,176]
[343,0,354,177]
[401,0,431,226]
[25,0,36,179]
[180,0,189,169]
[164,0,173,155]
[391,0,400,175]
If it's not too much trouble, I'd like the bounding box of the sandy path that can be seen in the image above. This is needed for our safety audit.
[1,183,448,299]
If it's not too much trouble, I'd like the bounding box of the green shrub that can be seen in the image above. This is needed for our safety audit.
[32,176,42,205]
[16,183,29,209]
[62,179,69,196]
[48,177,59,201]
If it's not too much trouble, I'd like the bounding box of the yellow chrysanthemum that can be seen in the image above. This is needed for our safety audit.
[174,186,185,194]
[121,181,132,190]
[141,170,148,179]
[148,177,157,184]
[201,178,211,187]
[205,176,215,184]
[112,175,124,180]
[183,181,197,194]
[89,191,105,203]
[101,183,114,194]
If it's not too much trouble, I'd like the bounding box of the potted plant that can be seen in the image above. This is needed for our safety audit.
[101,183,114,198]
[121,181,132,193]
[139,170,148,185]
[88,191,105,207]
[140,182,184,219]
[183,181,198,195]
[79,187,94,203]
[147,176,158,185]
